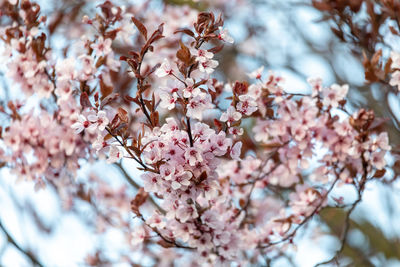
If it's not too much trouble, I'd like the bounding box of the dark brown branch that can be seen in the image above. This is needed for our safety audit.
[138,95,153,127]
[113,162,166,215]
[313,195,362,267]
[135,38,155,128]
[137,213,195,250]
[183,36,206,147]
[259,175,341,249]
[186,116,194,147]
[106,128,151,171]
[233,145,288,224]
[314,152,370,267]
[0,219,44,267]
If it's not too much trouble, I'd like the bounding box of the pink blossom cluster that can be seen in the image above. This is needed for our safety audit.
[124,69,391,264]
[216,74,391,250]
[0,2,120,187]
[136,119,243,260]
[3,27,54,98]
[0,0,394,266]
[1,110,86,188]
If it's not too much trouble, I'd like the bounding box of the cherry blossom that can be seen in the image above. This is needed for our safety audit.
[182,78,199,98]
[322,83,349,108]
[236,95,258,115]
[198,58,219,74]
[230,142,242,161]
[159,91,178,110]
[87,111,109,131]
[131,226,148,248]
[185,147,203,166]
[106,145,123,164]
[186,92,214,120]
[0,2,395,266]
[90,36,112,57]
[155,59,174,77]
[391,51,400,69]
[71,115,92,134]
[218,26,234,44]
[247,66,264,79]
[220,106,242,125]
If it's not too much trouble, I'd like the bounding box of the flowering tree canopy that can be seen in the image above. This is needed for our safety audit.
[0,0,399,266]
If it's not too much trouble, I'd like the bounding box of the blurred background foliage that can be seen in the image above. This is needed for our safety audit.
[1,0,400,266]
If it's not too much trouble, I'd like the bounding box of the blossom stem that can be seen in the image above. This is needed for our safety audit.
[106,128,152,171]
[139,95,153,127]
[137,213,195,250]
[114,162,166,214]
[186,116,194,147]
[259,174,341,249]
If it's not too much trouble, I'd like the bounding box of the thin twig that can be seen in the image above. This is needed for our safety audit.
[106,128,151,171]
[259,175,341,249]
[186,116,194,147]
[137,213,195,250]
[313,199,361,267]
[113,162,166,215]
[0,219,44,267]
[314,152,369,267]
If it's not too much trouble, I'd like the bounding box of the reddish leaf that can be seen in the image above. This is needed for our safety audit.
[100,76,113,100]
[118,107,129,123]
[148,23,164,44]
[208,44,224,54]
[373,169,386,178]
[130,188,148,215]
[385,57,393,74]
[371,49,382,67]
[80,92,92,108]
[151,111,159,126]
[125,95,138,103]
[100,93,119,109]
[176,41,191,65]
[95,56,105,68]
[389,26,399,35]
[174,28,195,37]
[145,63,161,77]
[157,239,174,248]
[312,1,332,11]
[131,16,147,40]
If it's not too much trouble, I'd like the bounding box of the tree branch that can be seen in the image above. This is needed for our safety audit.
[259,175,341,249]
[314,153,370,266]
[0,219,44,267]
[114,162,166,215]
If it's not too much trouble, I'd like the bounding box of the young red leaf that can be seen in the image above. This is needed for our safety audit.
[80,92,92,108]
[131,16,147,40]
